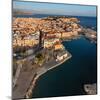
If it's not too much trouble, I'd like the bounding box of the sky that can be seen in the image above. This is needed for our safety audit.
[13,0,97,17]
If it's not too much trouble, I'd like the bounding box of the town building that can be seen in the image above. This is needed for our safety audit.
[56,51,68,61]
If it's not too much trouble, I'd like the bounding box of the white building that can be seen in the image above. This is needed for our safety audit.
[56,51,68,61]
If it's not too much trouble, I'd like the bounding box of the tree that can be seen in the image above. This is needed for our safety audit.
[34,53,45,66]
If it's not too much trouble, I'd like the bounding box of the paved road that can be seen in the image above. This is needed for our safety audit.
[12,67,36,99]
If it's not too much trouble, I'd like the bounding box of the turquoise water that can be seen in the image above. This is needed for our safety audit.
[32,37,97,98]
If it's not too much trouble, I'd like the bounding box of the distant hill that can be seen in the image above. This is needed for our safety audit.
[13,9,33,16]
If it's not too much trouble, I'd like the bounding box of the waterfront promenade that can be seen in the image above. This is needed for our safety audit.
[13,50,71,99]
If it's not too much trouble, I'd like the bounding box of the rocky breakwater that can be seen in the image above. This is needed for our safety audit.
[84,83,97,95]
[81,27,97,43]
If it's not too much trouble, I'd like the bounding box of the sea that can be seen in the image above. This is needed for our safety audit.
[14,14,97,98]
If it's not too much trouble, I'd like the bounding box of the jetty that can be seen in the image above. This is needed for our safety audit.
[12,50,72,99]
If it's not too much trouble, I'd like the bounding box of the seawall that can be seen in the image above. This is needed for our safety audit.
[25,52,72,98]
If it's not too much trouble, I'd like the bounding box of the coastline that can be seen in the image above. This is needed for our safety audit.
[13,34,97,99]
[25,51,72,98]
[12,16,97,99]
